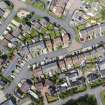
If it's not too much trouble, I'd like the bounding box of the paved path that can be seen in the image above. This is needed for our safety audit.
[2,1,104,105]
[0,9,16,36]
[49,86,104,105]
[9,0,76,39]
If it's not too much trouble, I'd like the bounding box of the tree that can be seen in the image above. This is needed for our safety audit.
[100,7,105,21]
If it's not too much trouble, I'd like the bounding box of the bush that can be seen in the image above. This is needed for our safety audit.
[63,94,97,105]
[59,86,87,99]
[89,79,105,88]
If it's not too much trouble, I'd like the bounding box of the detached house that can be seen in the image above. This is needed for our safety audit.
[50,0,69,17]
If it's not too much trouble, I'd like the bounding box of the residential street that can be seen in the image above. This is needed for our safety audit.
[1,0,105,105]
[49,86,104,105]
[0,9,16,36]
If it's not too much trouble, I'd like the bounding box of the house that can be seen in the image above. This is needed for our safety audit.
[29,40,47,55]
[17,97,32,105]
[64,57,73,69]
[98,60,105,77]
[22,24,31,32]
[53,37,62,50]
[40,18,48,27]
[0,90,7,104]
[17,79,32,94]
[45,40,53,52]
[72,56,80,66]
[31,19,42,30]
[0,8,5,17]
[55,83,68,94]
[0,1,9,18]
[0,1,7,10]
[49,82,68,95]
[65,69,84,87]
[62,33,70,48]
[33,67,43,79]
[42,62,60,76]
[52,6,64,17]
[50,0,69,17]
[72,10,87,25]
[87,73,99,82]
[79,23,105,42]
[58,60,67,72]
[1,99,14,105]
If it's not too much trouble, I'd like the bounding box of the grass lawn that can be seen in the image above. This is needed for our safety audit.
[14,16,23,23]
[45,93,58,103]
[101,90,105,105]
[59,86,87,99]
[32,2,45,10]
[89,79,105,88]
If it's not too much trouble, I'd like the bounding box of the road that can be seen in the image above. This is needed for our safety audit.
[2,0,104,105]
[49,86,104,105]
[9,0,77,39]
[0,9,16,36]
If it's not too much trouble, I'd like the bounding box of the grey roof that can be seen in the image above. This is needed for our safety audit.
[29,40,46,49]
[42,62,58,74]
[1,100,14,105]
[80,23,105,37]
[0,8,5,17]
[0,1,7,10]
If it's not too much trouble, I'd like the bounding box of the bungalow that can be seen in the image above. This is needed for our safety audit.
[53,37,62,50]
[42,62,60,76]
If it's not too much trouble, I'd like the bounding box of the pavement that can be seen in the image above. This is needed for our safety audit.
[9,0,76,39]
[1,0,105,105]
[0,9,17,36]
[49,86,104,105]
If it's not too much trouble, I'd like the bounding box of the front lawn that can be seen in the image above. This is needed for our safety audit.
[32,2,45,10]
[89,79,105,88]
[63,94,97,105]
[101,90,105,105]
[59,86,87,99]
